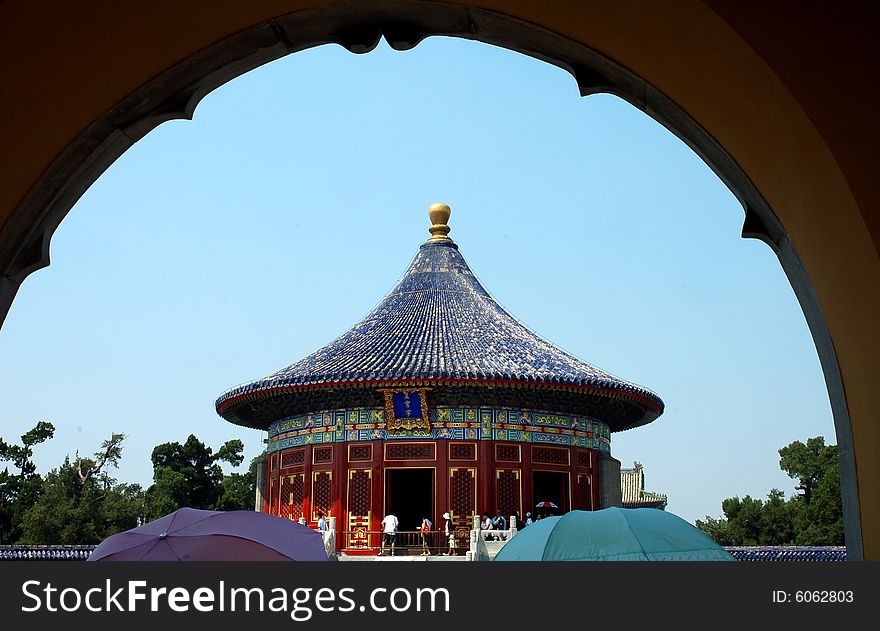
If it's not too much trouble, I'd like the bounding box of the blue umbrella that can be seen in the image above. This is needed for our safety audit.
[494,508,734,561]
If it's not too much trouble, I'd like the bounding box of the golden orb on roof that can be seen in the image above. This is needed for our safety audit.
[427,202,452,241]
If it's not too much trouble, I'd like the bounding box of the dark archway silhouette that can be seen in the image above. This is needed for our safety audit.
[0,2,865,558]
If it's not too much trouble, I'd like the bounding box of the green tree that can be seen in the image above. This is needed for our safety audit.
[758,489,796,545]
[694,515,732,546]
[0,421,55,543]
[216,455,261,511]
[145,435,244,519]
[17,434,144,544]
[719,495,765,545]
[794,460,844,545]
[778,437,837,505]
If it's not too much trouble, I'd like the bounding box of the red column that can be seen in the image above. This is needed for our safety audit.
[437,439,448,525]
[333,442,344,528]
[478,439,493,518]
[371,440,384,547]
[523,445,533,516]
[302,445,313,525]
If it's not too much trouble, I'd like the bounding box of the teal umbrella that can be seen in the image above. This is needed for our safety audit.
[494,508,734,561]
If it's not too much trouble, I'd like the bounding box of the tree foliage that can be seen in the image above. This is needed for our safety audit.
[778,436,837,505]
[145,435,246,519]
[12,432,144,544]
[0,421,55,543]
[216,455,261,512]
[1,423,254,544]
[697,436,843,546]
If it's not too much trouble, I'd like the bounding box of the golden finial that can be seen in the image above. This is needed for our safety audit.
[427,203,452,242]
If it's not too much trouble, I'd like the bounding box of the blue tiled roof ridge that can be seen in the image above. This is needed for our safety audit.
[216,239,664,417]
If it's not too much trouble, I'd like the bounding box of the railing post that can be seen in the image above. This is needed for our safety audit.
[325,516,337,557]
[470,515,483,561]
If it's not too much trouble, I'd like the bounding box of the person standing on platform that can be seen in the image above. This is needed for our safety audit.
[379,511,399,556]
[317,511,327,533]
[442,512,456,556]
[420,516,433,556]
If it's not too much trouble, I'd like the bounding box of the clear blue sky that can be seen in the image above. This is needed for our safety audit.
[0,37,834,525]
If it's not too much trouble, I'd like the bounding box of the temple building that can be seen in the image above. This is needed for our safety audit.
[215,204,664,553]
[620,462,668,510]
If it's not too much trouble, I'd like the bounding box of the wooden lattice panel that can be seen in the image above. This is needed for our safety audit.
[287,474,305,520]
[269,477,278,516]
[495,444,521,462]
[348,444,372,462]
[278,476,292,520]
[532,446,570,465]
[577,474,593,511]
[347,469,372,549]
[496,469,521,518]
[577,450,591,469]
[311,471,332,521]
[270,453,278,471]
[449,467,476,547]
[314,446,333,464]
[385,442,435,461]
[281,449,305,468]
[449,442,476,461]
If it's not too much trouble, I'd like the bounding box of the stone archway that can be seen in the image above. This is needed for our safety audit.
[1,1,875,559]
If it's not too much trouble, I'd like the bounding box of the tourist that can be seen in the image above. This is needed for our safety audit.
[442,511,456,556]
[420,516,433,556]
[493,510,508,541]
[493,510,507,531]
[379,511,398,556]
[525,512,533,527]
[482,511,495,541]
[298,517,307,526]
[317,511,327,532]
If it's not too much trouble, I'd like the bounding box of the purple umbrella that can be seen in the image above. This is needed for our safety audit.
[88,507,328,561]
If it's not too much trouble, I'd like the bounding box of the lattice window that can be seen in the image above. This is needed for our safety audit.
[349,445,372,462]
[347,470,371,549]
[281,449,305,468]
[348,470,371,517]
[289,474,305,520]
[450,468,475,519]
[312,472,332,520]
[577,474,593,511]
[577,450,591,469]
[385,443,435,460]
[270,453,278,471]
[496,470,520,518]
[532,446,569,465]
[449,442,476,460]
[278,476,292,520]
[496,444,520,462]
[314,446,333,464]
[450,468,475,549]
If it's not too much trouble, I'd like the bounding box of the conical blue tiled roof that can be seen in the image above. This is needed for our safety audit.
[216,206,663,430]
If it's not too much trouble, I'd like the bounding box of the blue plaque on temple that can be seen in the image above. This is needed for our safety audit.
[392,391,422,419]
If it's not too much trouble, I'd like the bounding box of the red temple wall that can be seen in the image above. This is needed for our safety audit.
[263,440,598,551]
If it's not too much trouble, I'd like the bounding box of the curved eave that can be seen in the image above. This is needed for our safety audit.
[215,377,664,431]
